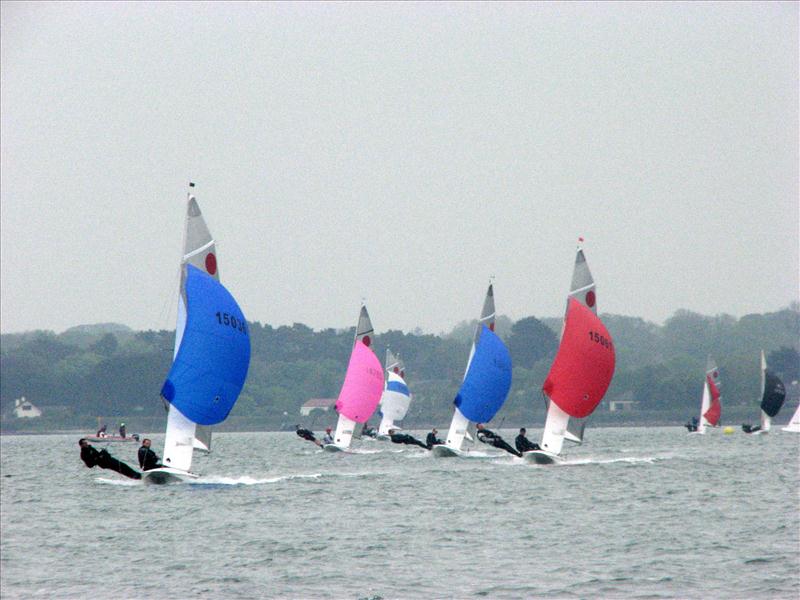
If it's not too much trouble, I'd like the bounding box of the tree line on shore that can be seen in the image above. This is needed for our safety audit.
[1,305,798,432]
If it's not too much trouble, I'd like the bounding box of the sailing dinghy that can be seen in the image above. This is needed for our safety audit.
[323,305,384,452]
[742,350,786,434]
[432,284,513,458]
[525,242,615,464]
[688,358,722,435]
[142,189,251,484]
[376,350,412,440]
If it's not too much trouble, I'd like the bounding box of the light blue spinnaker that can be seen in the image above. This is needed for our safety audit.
[161,264,251,426]
[453,325,512,424]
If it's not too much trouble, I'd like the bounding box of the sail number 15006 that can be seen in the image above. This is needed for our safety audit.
[216,312,247,334]
[588,330,612,349]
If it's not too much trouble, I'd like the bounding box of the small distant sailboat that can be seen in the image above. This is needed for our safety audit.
[688,358,722,435]
[782,403,800,433]
[433,283,513,458]
[376,350,412,440]
[143,187,251,484]
[324,305,384,452]
[742,350,786,434]
[525,241,615,464]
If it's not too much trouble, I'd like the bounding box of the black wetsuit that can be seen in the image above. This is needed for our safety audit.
[685,418,699,432]
[81,445,141,479]
[741,424,761,434]
[477,428,522,457]
[389,432,428,449]
[137,446,162,471]
[296,428,318,443]
[425,432,444,449]
[515,434,541,453]
[362,427,377,438]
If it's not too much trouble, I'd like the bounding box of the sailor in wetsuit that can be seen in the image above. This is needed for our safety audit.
[388,429,428,449]
[476,423,521,457]
[514,427,541,453]
[685,417,699,432]
[295,425,322,446]
[79,439,141,479]
[425,428,444,450]
[137,439,163,470]
[322,427,334,445]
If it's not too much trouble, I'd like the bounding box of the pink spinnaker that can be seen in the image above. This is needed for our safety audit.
[335,340,384,423]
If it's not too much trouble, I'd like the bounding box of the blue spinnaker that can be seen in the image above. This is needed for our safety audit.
[386,380,410,396]
[161,265,251,426]
[453,326,512,423]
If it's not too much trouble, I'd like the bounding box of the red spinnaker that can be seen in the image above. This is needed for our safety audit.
[703,375,721,425]
[542,298,616,419]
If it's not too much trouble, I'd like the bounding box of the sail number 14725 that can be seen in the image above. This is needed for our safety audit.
[216,312,247,334]
[588,330,612,349]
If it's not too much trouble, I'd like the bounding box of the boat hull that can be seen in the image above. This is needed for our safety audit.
[431,445,464,458]
[322,444,348,453]
[141,467,199,485]
[522,450,563,465]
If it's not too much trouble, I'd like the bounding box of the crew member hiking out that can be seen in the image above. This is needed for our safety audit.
[295,425,322,447]
[388,429,428,449]
[79,439,141,480]
[137,439,163,471]
[515,428,541,453]
[476,423,521,457]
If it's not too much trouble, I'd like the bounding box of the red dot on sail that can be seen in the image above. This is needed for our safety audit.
[362,335,371,347]
[205,253,217,275]
[489,323,495,332]
[585,290,596,307]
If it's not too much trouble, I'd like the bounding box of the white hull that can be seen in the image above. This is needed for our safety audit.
[141,467,199,485]
[522,450,564,465]
[431,445,467,458]
[322,444,350,453]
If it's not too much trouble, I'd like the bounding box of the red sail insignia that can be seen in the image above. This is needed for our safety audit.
[542,298,616,419]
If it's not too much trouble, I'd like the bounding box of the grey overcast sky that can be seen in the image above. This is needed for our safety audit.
[1,1,798,336]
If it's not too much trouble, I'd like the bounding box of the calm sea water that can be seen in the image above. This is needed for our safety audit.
[1,427,798,599]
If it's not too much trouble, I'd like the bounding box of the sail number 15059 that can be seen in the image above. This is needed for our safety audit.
[588,330,612,349]
[216,312,247,334]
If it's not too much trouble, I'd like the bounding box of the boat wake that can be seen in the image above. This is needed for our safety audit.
[95,477,141,486]
[563,456,659,466]
[192,473,323,486]
[496,455,665,467]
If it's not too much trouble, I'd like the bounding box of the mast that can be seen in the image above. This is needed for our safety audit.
[331,305,383,449]
[162,184,220,471]
[442,282,496,453]
[378,350,411,435]
[698,357,721,433]
[540,239,602,454]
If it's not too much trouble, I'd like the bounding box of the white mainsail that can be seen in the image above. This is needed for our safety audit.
[377,350,412,435]
[540,242,596,455]
[441,283,496,453]
[783,403,800,433]
[162,189,220,471]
